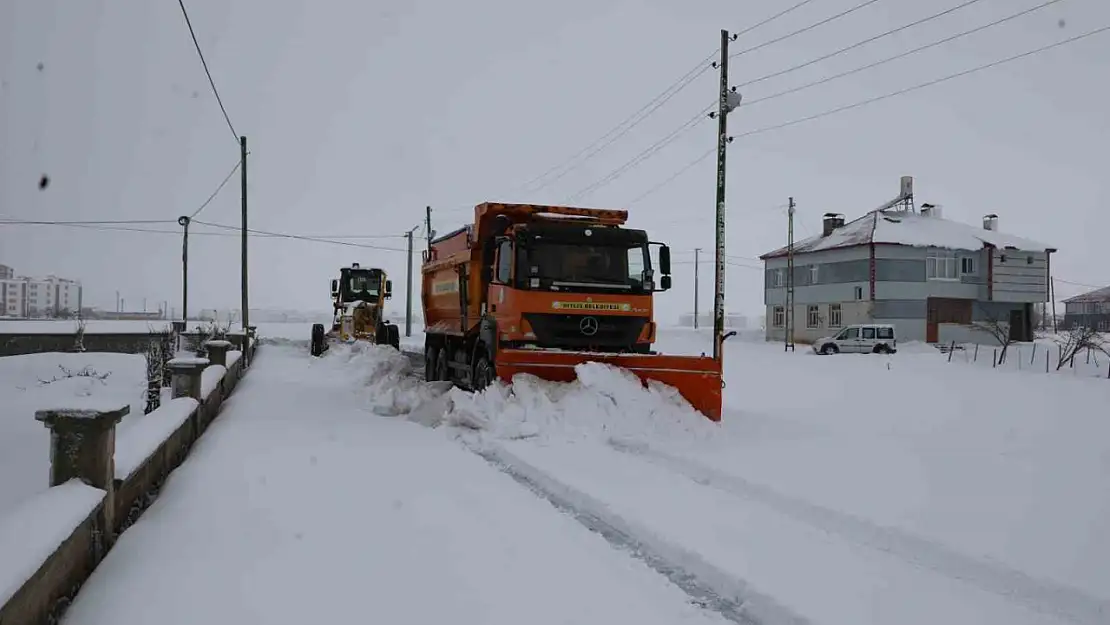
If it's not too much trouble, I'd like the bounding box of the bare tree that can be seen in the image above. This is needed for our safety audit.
[1052,325,1107,371]
[144,339,163,414]
[71,319,87,353]
[973,305,1014,365]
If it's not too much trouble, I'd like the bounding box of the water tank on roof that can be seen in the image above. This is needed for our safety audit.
[900,175,913,199]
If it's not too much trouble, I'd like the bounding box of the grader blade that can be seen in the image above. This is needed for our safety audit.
[495,349,723,421]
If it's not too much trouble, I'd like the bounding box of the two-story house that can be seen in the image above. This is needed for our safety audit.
[1063,286,1110,331]
[760,202,1055,345]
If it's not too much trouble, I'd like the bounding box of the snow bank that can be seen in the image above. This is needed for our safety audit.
[0,479,105,606]
[443,362,721,443]
[200,364,227,398]
[114,398,200,481]
[0,352,145,516]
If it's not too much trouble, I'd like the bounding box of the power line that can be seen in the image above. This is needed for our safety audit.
[176,0,239,143]
[732,0,824,40]
[0,218,173,225]
[734,23,1110,140]
[192,219,408,252]
[188,160,241,219]
[729,0,887,60]
[736,0,991,90]
[566,104,714,202]
[518,49,719,194]
[627,22,1109,204]
[741,0,1066,109]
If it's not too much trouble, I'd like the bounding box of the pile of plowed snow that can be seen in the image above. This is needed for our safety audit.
[441,362,721,443]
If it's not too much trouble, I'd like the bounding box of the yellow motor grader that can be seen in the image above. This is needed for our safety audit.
[311,263,400,356]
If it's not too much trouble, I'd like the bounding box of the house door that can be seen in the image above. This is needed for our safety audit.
[926,306,939,343]
[1009,308,1025,342]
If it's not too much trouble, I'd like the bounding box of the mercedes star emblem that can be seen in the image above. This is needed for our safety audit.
[579,316,599,336]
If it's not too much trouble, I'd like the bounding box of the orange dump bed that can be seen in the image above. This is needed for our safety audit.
[495,348,723,421]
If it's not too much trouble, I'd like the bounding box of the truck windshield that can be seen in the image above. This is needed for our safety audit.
[346,272,380,300]
[520,241,650,291]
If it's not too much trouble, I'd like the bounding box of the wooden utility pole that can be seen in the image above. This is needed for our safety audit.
[240,136,249,339]
[693,248,701,329]
[1050,275,1058,333]
[710,29,739,360]
[405,226,418,337]
[786,197,796,352]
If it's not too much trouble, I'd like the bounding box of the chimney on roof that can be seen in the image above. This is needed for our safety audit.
[983,214,998,231]
[920,203,942,218]
[822,212,845,237]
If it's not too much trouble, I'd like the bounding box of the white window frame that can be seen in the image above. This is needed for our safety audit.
[927,251,958,281]
[771,268,784,287]
[808,265,819,284]
[828,303,842,328]
[854,286,864,300]
[960,256,976,275]
[806,305,820,329]
[772,306,785,328]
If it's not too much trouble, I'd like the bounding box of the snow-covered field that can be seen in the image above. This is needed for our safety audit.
[0,351,148,515]
[5,324,1107,624]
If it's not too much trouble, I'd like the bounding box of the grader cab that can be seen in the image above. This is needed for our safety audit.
[310,263,400,356]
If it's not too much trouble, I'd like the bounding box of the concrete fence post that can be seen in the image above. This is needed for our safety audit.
[35,404,129,548]
[168,357,209,400]
[204,340,232,367]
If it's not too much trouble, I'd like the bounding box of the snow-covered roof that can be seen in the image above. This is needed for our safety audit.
[761,210,1054,259]
[1063,285,1110,304]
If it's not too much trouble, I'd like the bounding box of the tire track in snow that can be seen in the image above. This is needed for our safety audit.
[461,438,812,625]
[608,439,1110,625]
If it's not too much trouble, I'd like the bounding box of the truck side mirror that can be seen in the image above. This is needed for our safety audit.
[330,279,338,295]
[385,280,393,299]
[660,275,672,291]
[659,245,671,275]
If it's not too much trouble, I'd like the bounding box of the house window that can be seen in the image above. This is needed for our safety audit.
[772,306,785,328]
[1026,255,1033,265]
[828,303,842,328]
[809,265,819,284]
[960,257,975,275]
[854,286,864,300]
[771,268,784,287]
[927,251,958,280]
[806,305,820,328]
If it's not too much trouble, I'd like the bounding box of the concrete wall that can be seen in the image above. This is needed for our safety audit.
[992,249,1048,302]
[764,246,870,307]
[0,332,170,357]
[765,301,871,344]
[0,342,255,625]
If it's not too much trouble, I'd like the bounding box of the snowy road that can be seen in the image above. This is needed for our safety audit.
[61,344,729,625]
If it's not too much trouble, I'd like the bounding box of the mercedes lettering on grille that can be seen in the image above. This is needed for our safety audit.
[579,316,599,336]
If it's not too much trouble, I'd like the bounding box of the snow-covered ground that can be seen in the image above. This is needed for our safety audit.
[15,326,1107,624]
[62,343,730,625]
[0,352,148,515]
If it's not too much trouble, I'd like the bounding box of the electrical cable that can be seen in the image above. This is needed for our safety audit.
[188,160,241,219]
[191,219,408,252]
[729,0,887,60]
[741,0,1066,109]
[177,0,239,143]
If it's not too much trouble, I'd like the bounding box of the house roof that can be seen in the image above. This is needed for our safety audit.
[1063,285,1110,304]
[760,209,1054,259]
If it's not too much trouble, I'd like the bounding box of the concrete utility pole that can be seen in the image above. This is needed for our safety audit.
[177,215,190,322]
[240,135,249,334]
[425,206,434,254]
[404,225,419,337]
[785,197,796,352]
[693,248,701,329]
[710,29,740,361]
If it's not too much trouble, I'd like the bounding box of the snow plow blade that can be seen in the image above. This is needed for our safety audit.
[495,349,723,421]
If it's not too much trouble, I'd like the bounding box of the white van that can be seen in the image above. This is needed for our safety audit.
[813,324,897,355]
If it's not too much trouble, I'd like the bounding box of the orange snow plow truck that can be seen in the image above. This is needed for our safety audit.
[420,202,722,421]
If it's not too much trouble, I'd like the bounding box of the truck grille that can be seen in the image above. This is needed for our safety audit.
[522,313,648,350]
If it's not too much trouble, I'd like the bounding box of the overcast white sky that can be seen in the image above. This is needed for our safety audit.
[1,0,1107,321]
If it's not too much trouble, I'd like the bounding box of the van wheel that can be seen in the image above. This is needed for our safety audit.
[874,344,891,354]
[821,343,839,355]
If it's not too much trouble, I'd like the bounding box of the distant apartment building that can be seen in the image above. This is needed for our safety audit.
[1063,286,1110,331]
[0,265,83,318]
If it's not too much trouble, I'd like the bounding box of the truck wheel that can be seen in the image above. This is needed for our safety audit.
[374,322,387,345]
[425,345,439,381]
[472,351,495,390]
[310,323,325,357]
[387,324,400,350]
[435,348,451,384]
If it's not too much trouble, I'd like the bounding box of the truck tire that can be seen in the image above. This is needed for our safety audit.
[425,345,439,381]
[387,324,400,350]
[310,323,326,357]
[435,348,451,384]
[472,350,495,391]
